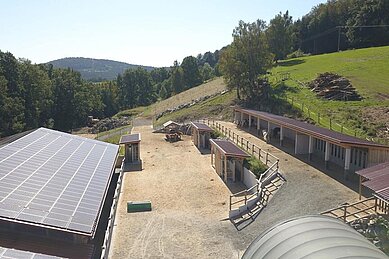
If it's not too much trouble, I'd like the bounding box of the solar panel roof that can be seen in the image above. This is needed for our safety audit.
[0,128,119,237]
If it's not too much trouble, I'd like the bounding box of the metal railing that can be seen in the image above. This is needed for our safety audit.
[100,159,125,259]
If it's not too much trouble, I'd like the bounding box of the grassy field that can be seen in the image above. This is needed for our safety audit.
[155,90,236,126]
[115,77,227,119]
[270,46,389,139]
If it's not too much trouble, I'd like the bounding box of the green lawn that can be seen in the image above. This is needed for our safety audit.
[270,46,389,139]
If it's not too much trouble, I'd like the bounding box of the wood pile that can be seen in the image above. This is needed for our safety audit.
[309,72,361,101]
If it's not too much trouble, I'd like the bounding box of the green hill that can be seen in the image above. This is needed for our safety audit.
[116,46,389,142]
[48,57,154,81]
[271,46,389,141]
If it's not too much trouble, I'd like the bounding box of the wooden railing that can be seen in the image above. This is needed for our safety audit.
[100,159,125,259]
[321,197,376,223]
[200,119,280,168]
[229,182,261,211]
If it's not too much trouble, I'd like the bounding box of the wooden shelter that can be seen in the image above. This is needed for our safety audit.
[120,133,141,163]
[191,122,213,149]
[356,162,389,199]
[210,139,250,182]
[234,106,389,179]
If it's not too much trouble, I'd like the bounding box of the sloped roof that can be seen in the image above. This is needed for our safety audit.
[191,122,213,132]
[235,107,389,149]
[210,139,249,158]
[0,127,118,237]
[242,215,386,259]
[119,133,141,144]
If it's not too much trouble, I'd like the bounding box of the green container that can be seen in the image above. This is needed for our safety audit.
[127,201,152,213]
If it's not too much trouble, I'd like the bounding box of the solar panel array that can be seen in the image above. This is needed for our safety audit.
[0,128,118,236]
[0,247,62,259]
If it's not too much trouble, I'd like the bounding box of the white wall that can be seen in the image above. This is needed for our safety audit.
[295,133,310,154]
[243,167,259,193]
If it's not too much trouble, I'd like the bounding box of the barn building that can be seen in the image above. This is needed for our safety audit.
[119,133,141,164]
[210,139,250,182]
[0,128,119,258]
[191,122,213,149]
[234,107,389,179]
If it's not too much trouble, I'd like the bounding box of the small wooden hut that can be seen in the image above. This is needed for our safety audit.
[191,122,213,149]
[119,133,141,163]
[210,139,250,182]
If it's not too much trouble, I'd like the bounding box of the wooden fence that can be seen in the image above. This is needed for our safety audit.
[201,119,279,168]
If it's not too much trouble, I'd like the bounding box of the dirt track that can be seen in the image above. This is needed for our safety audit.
[109,122,243,258]
[109,120,359,258]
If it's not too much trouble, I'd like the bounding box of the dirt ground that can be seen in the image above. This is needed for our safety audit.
[109,120,360,258]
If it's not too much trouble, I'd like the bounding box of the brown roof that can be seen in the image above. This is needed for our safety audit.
[355,162,389,180]
[235,107,389,149]
[191,122,213,132]
[358,162,389,198]
[210,139,250,158]
[119,133,141,144]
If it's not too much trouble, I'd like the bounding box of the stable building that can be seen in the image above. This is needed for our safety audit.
[119,133,141,163]
[0,128,119,258]
[191,122,213,149]
[210,139,250,182]
[234,107,389,178]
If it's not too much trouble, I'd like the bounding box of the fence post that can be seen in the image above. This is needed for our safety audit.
[343,204,347,222]
[302,103,304,111]
[246,140,249,151]
[266,152,269,166]
[252,144,255,156]
[341,125,343,133]
[241,137,244,147]
[329,118,332,130]
[318,113,320,125]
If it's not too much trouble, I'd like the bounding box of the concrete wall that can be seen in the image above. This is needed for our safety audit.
[295,133,310,154]
[243,167,258,193]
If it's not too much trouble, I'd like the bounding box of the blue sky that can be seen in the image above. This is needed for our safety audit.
[0,0,326,67]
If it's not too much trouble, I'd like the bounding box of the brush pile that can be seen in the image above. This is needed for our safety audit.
[309,72,361,101]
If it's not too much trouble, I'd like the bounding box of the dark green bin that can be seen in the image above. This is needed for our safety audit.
[127,201,152,213]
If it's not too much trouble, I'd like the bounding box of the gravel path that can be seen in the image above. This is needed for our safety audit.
[109,120,360,258]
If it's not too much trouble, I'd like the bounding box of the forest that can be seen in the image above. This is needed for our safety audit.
[1,0,388,137]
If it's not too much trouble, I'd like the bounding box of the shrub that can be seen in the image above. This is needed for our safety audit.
[244,156,268,178]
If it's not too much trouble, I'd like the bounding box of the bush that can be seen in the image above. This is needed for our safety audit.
[211,130,223,139]
[244,156,268,178]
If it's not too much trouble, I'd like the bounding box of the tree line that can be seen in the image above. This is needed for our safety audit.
[219,0,389,108]
[268,0,389,58]
[0,50,220,137]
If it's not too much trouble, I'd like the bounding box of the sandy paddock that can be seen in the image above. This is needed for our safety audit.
[109,120,359,258]
[109,124,243,258]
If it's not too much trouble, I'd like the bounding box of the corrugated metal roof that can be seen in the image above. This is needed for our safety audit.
[210,139,249,158]
[235,107,389,149]
[356,162,389,180]
[191,122,213,132]
[376,188,389,201]
[362,174,389,192]
[119,133,141,144]
[242,215,387,259]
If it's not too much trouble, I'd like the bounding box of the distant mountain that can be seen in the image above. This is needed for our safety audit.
[48,57,154,81]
